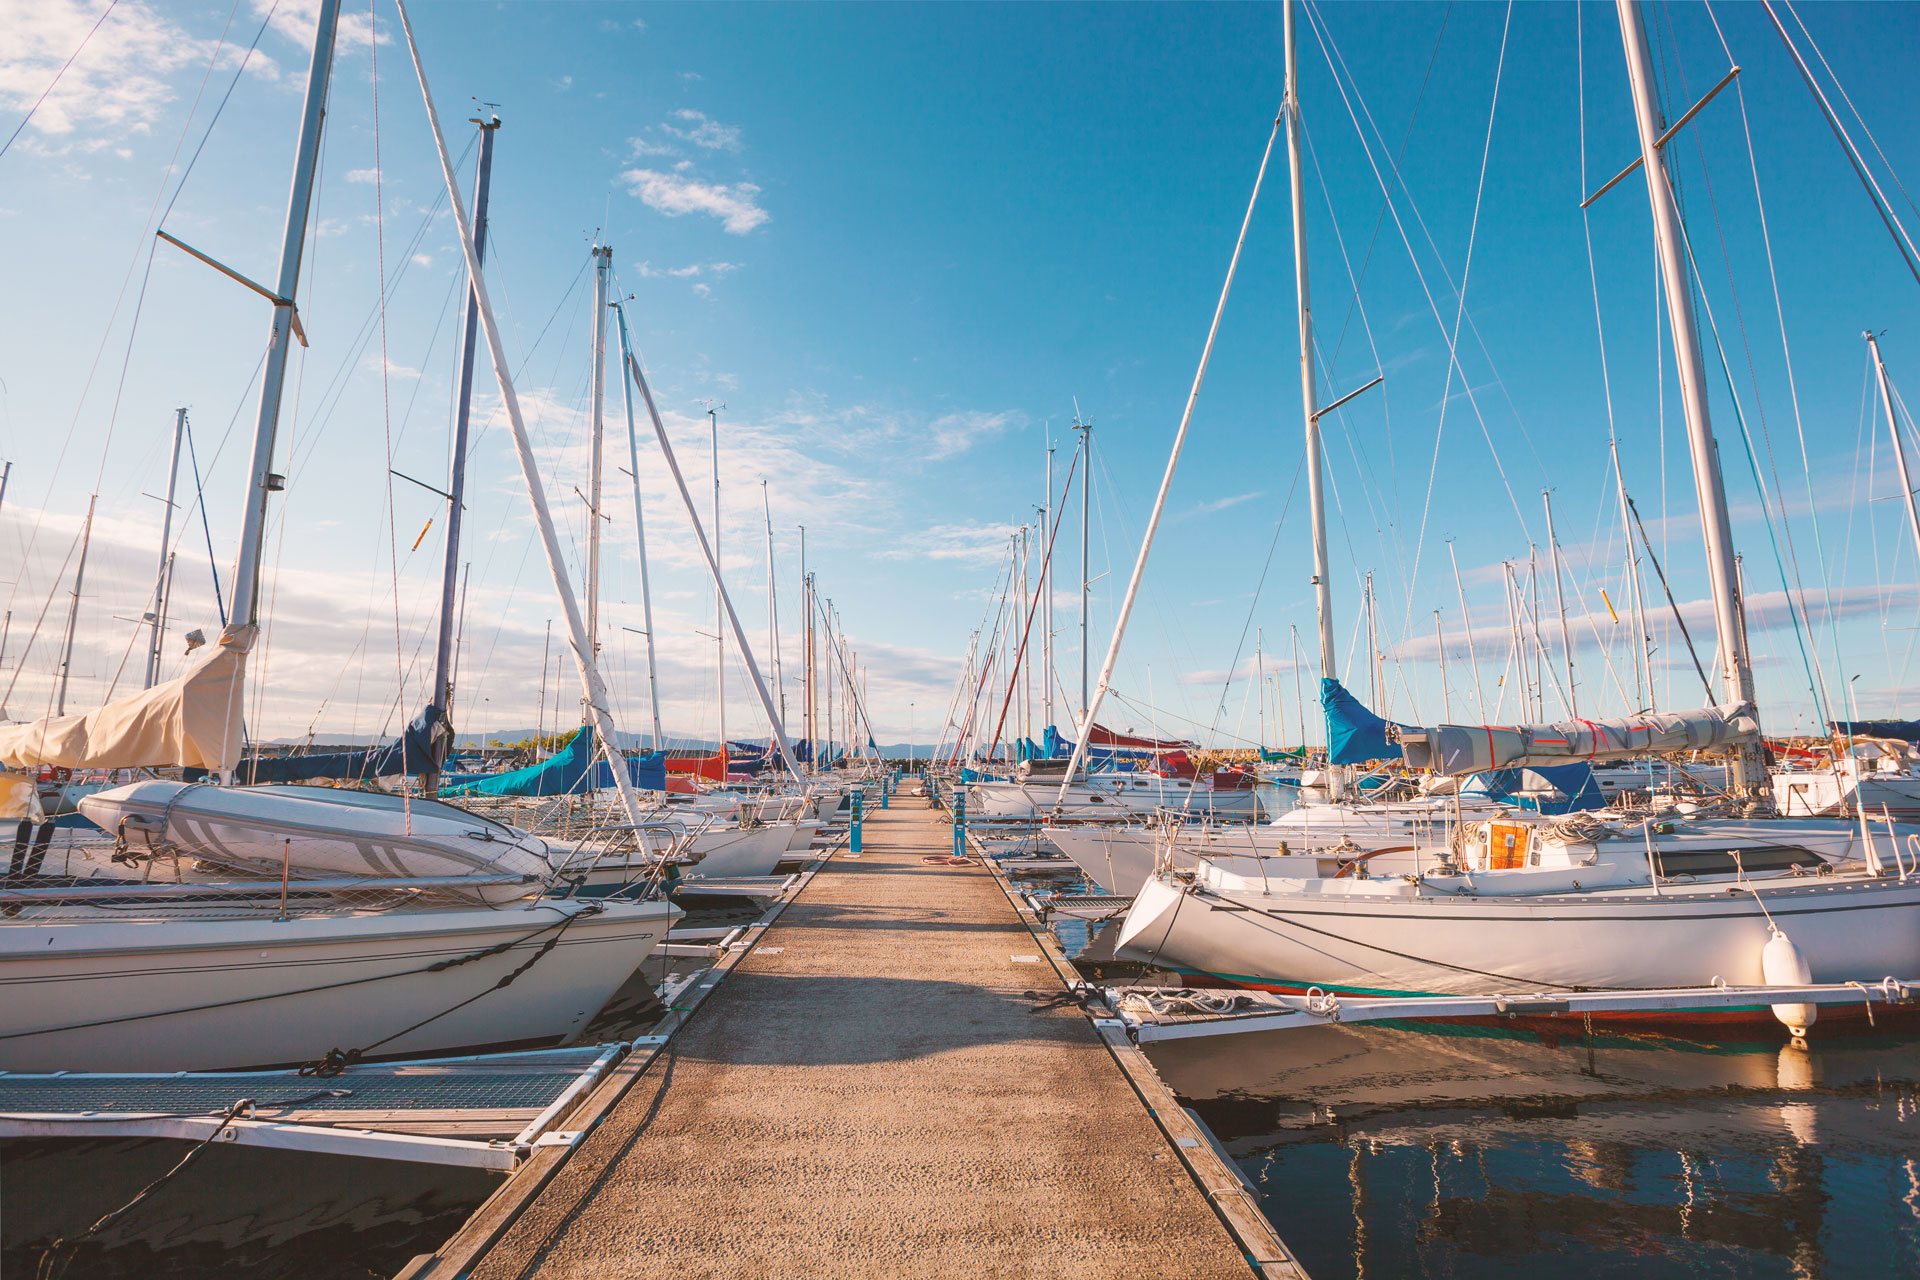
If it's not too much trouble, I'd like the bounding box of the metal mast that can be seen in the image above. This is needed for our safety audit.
[56,495,96,716]
[1287,0,1335,691]
[709,403,725,758]
[229,0,342,628]
[1042,436,1054,732]
[1867,332,1920,572]
[1610,435,1653,710]
[611,303,664,750]
[587,241,611,664]
[1543,488,1578,716]
[425,109,498,791]
[145,409,186,689]
[1615,0,1764,795]
[1076,417,1091,721]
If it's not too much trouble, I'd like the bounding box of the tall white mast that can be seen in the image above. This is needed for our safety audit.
[587,242,611,664]
[1042,436,1054,731]
[1447,539,1485,717]
[611,303,664,750]
[764,481,785,735]
[1076,418,1091,722]
[426,110,499,792]
[1616,0,1764,797]
[709,403,725,758]
[56,495,96,716]
[230,0,342,628]
[1543,488,1578,716]
[1867,332,1920,571]
[1286,0,1343,796]
[145,409,186,689]
[1610,435,1653,710]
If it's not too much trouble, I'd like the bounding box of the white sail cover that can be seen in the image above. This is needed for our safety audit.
[0,624,254,772]
[1394,703,1758,776]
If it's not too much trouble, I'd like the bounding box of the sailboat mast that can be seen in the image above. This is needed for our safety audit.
[1076,418,1091,721]
[1042,437,1054,732]
[1543,489,1578,716]
[145,409,186,689]
[1447,540,1485,716]
[426,110,498,792]
[1615,0,1764,794]
[710,404,725,761]
[610,304,664,750]
[764,481,785,735]
[1867,332,1920,570]
[587,242,611,664]
[1610,435,1653,710]
[1287,0,1335,692]
[229,0,342,628]
[56,494,96,717]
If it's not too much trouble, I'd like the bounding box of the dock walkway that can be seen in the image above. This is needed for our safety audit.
[461,786,1264,1279]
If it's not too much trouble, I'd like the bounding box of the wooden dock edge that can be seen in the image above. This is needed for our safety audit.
[976,842,1311,1280]
[394,829,849,1280]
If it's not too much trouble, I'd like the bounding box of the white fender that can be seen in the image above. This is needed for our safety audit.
[1761,927,1817,1037]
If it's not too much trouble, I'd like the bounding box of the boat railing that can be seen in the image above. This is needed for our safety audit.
[0,872,545,921]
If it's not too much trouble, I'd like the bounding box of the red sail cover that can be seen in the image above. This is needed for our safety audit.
[1085,723,1197,750]
[664,751,728,780]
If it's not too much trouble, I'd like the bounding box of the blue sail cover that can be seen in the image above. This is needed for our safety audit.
[1460,764,1605,815]
[1831,719,1920,741]
[1323,678,1419,766]
[443,727,674,797]
[440,725,595,797]
[237,705,444,785]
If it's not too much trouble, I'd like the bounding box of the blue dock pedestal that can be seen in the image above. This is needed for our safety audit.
[952,791,966,858]
[850,788,864,853]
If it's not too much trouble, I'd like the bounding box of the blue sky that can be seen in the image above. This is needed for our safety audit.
[2,1,1918,751]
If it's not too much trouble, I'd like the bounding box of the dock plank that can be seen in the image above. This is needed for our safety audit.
[465,789,1261,1280]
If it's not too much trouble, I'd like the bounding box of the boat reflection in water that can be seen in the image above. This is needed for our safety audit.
[1154,1021,1920,1278]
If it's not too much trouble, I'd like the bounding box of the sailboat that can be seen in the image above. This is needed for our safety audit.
[1113,0,1920,1031]
[0,1,679,1071]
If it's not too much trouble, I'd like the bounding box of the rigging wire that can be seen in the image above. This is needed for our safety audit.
[0,0,121,162]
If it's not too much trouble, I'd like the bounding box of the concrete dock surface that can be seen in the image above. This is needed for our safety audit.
[468,786,1259,1280]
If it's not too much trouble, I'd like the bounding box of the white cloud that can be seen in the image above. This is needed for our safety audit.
[1180,491,1264,519]
[660,108,742,152]
[619,167,769,234]
[883,521,1028,567]
[345,166,380,184]
[691,282,712,298]
[667,264,703,278]
[927,410,1020,461]
[0,0,277,149]
[627,135,678,158]
[252,0,379,52]
[410,252,432,268]
[554,74,573,92]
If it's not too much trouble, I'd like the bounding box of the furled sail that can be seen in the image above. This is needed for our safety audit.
[1394,704,1759,777]
[0,624,254,772]
[1322,678,1419,765]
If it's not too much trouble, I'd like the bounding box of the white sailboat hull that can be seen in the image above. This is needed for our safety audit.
[0,898,677,1072]
[1116,871,1920,1007]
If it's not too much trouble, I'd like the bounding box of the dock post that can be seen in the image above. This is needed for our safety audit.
[953,789,966,858]
[881,780,889,809]
[851,788,864,853]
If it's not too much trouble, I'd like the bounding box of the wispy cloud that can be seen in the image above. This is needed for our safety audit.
[345,166,380,185]
[660,108,743,152]
[927,410,1020,461]
[883,521,1028,567]
[1180,490,1264,520]
[1,0,280,151]
[619,167,768,234]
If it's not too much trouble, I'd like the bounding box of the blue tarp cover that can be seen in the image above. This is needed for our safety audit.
[1831,720,1920,741]
[441,726,670,797]
[1460,764,1606,815]
[1323,678,1420,766]
[237,705,444,785]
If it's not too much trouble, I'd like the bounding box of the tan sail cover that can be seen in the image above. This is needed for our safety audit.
[0,624,255,772]
[1394,703,1758,777]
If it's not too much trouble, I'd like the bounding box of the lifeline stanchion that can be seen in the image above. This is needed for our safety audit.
[851,788,864,854]
[952,790,966,858]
